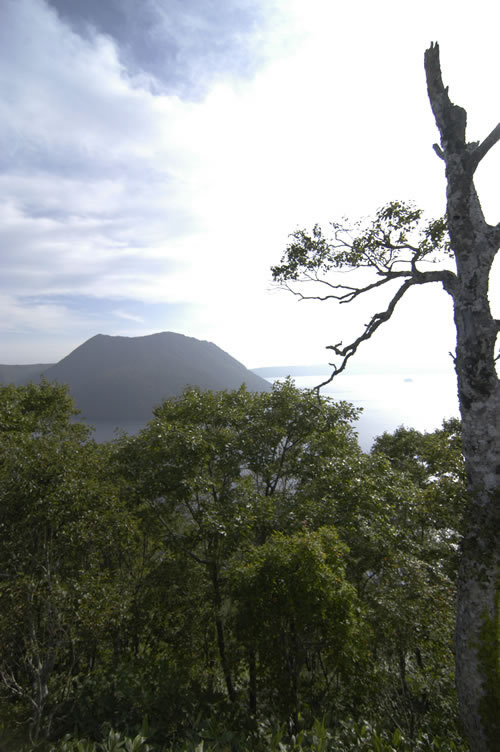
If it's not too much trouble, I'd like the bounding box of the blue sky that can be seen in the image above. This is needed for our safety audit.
[1,0,499,374]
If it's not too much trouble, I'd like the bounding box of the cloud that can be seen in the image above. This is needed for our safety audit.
[0,294,66,333]
[0,0,495,375]
[0,0,204,312]
[0,0,297,335]
[112,309,145,323]
[46,0,290,98]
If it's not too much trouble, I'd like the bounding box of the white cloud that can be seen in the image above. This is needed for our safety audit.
[112,309,145,323]
[0,0,498,376]
[0,293,82,334]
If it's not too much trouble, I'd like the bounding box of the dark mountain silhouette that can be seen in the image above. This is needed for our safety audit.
[12,332,270,425]
[0,363,54,385]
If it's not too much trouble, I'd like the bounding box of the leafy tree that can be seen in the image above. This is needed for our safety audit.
[301,430,464,740]
[114,382,361,714]
[115,383,464,739]
[272,43,499,752]
[0,379,82,436]
[116,386,266,706]
[228,527,358,727]
[372,420,466,577]
[0,383,138,743]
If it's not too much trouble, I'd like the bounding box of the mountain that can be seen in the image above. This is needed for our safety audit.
[29,332,271,424]
[0,363,54,386]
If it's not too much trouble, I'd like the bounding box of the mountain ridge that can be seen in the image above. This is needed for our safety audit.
[0,331,271,430]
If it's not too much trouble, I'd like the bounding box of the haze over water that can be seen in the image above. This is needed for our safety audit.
[89,368,460,452]
[271,370,460,451]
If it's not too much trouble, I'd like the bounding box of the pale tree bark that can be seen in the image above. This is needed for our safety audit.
[424,42,500,752]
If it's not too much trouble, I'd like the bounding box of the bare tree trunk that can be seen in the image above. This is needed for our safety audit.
[452,290,500,751]
[425,43,500,752]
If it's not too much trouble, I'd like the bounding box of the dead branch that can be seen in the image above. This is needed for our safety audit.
[424,42,467,154]
[315,279,418,390]
[283,271,412,304]
[315,269,457,390]
[469,123,500,172]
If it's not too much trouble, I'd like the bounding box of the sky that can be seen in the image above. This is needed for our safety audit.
[1,0,499,387]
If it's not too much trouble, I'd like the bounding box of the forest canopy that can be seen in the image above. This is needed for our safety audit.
[0,381,468,751]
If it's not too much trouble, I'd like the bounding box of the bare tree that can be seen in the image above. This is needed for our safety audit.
[272,43,499,752]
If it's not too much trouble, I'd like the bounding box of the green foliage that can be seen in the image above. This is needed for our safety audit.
[372,420,466,577]
[52,728,152,752]
[112,381,362,724]
[0,379,83,435]
[48,716,468,752]
[229,527,358,718]
[271,201,452,284]
[0,381,468,748]
[0,383,141,743]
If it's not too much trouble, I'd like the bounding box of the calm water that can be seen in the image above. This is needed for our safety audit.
[289,371,459,450]
[88,371,460,452]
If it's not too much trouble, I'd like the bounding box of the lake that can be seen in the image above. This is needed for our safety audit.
[287,370,460,450]
[88,369,460,452]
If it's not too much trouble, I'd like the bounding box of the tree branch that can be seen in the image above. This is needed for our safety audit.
[425,43,500,234]
[425,42,467,155]
[417,268,457,295]
[315,270,457,390]
[315,279,416,389]
[469,122,500,172]
[490,223,500,250]
[433,143,445,160]
[284,271,413,304]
